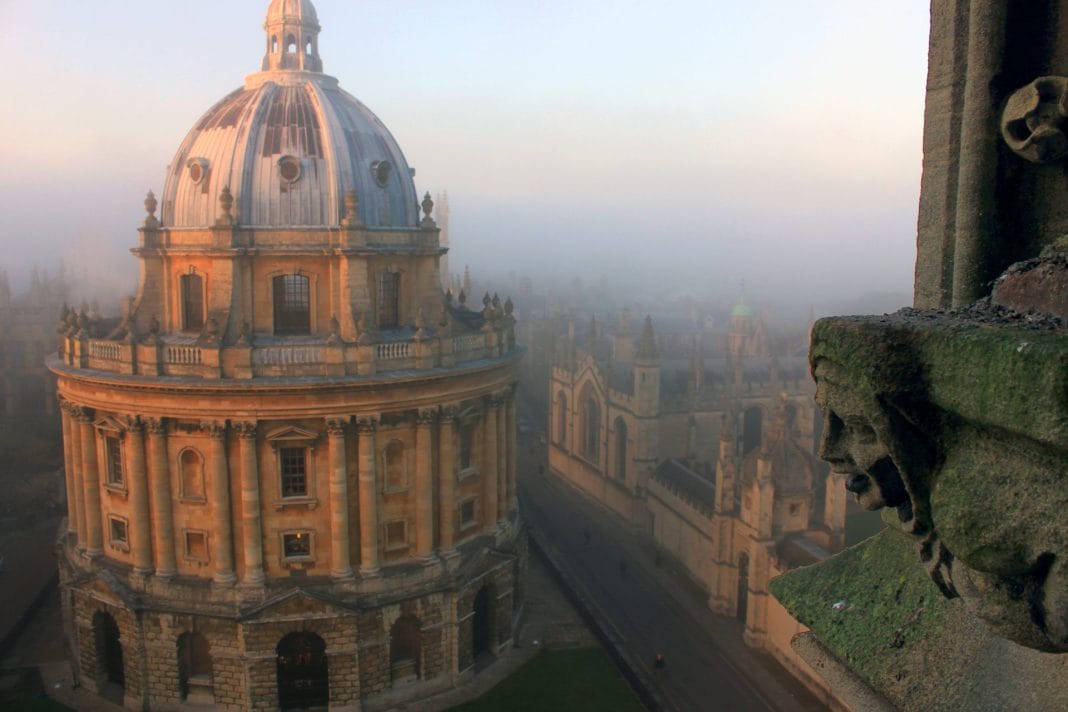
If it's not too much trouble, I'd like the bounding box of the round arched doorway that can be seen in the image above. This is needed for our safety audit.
[276,632,328,710]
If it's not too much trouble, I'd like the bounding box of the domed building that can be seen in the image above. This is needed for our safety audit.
[50,2,523,709]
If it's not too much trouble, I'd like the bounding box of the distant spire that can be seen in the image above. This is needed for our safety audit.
[636,315,658,360]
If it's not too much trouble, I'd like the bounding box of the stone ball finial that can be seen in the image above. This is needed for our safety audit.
[1001,76,1068,163]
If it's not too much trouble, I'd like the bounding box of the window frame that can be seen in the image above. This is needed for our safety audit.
[383,519,409,552]
[280,530,315,563]
[376,270,401,329]
[265,426,320,508]
[184,529,210,563]
[108,515,129,552]
[272,273,311,336]
[180,272,205,332]
[458,497,478,532]
[177,447,206,503]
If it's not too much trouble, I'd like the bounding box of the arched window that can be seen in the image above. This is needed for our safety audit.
[555,393,567,445]
[177,632,213,702]
[581,389,600,462]
[377,272,401,329]
[614,418,628,480]
[384,440,407,491]
[179,449,205,500]
[286,34,298,54]
[92,611,124,690]
[742,407,762,456]
[472,586,493,660]
[390,616,421,684]
[273,274,310,335]
[277,632,328,711]
[271,35,279,53]
[305,39,313,55]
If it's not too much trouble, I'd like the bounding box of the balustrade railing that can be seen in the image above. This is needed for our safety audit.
[165,345,203,365]
[88,340,122,361]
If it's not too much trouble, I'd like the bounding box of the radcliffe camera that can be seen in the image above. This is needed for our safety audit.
[0,2,1064,711]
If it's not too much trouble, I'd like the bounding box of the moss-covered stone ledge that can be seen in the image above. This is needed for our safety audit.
[770,527,1068,711]
[808,307,1066,654]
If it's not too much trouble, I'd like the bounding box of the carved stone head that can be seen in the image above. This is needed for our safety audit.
[811,315,1068,653]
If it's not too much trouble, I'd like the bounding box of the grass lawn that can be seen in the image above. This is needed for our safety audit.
[449,647,643,712]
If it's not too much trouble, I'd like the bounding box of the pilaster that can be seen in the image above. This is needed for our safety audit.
[326,419,355,581]
[235,422,265,586]
[414,409,436,560]
[208,422,236,586]
[77,408,102,555]
[482,400,499,531]
[356,417,380,576]
[146,418,176,577]
[438,407,457,556]
[125,417,153,575]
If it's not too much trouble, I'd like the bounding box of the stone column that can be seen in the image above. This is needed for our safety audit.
[482,400,499,530]
[146,419,176,577]
[438,408,457,555]
[506,393,518,513]
[414,409,436,560]
[60,403,79,538]
[77,409,103,555]
[235,422,264,585]
[326,419,355,581]
[208,422,236,585]
[68,405,87,548]
[496,395,507,523]
[125,418,153,575]
[356,417,380,576]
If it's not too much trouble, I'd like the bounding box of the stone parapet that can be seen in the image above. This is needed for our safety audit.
[62,326,516,381]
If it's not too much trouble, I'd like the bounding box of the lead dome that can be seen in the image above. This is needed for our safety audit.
[161,0,418,229]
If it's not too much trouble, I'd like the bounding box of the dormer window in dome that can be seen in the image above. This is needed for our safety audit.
[187,158,209,187]
[371,161,392,188]
[278,155,302,184]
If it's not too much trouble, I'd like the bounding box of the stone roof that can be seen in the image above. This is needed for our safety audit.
[652,458,716,514]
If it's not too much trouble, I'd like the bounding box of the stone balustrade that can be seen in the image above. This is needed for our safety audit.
[59,324,515,380]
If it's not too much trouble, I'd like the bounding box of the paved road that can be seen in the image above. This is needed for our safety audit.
[516,418,826,712]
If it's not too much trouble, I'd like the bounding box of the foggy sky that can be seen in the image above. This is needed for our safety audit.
[0,0,929,307]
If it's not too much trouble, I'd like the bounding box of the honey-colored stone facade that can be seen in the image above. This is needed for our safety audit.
[50,2,524,709]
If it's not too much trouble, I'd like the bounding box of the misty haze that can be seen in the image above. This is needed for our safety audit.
[3,1,1065,712]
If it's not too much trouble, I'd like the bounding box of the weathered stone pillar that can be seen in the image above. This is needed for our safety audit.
[208,422,236,585]
[68,405,88,548]
[145,419,176,577]
[414,409,436,560]
[326,419,355,581]
[59,402,78,536]
[356,417,380,576]
[77,409,102,555]
[438,408,457,555]
[506,394,518,513]
[482,400,499,530]
[125,418,153,575]
[235,422,264,585]
[496,395,507,523]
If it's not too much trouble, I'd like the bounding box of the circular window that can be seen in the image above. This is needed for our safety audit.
[371,160,392,188]
[187,158,208,184]
[279,155,302,183]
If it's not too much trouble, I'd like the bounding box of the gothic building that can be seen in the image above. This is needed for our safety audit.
[548,305,845,703]
[0,267,66,418]
[50,2,522,709]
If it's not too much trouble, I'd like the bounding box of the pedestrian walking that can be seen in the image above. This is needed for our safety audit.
[653,652,666,682]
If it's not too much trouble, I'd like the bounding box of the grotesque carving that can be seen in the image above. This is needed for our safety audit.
[811,314,1067,653]
[1001,76,1068,163]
